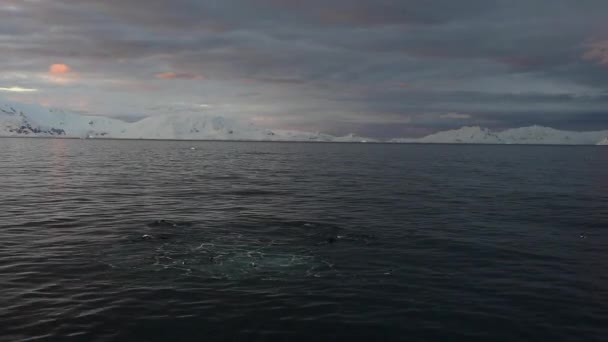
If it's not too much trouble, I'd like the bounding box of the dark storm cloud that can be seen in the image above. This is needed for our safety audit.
[1,0,608,137]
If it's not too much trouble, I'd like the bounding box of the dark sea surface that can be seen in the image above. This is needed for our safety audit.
[1,138,607,342]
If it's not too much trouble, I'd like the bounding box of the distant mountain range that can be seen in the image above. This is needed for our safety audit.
[1,102,608,145]
[0,102,373,142]
[390,126,608,145]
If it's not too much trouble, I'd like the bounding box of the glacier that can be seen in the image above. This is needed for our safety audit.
[2,101,608,145]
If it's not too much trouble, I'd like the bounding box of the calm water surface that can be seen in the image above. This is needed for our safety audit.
[1,138,607,341]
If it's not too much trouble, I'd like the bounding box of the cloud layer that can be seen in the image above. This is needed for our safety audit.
[1,0,608,137]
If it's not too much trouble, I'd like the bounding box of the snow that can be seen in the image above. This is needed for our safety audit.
[392,126,499,144]
[391,125,608,145]
[333,133,377,143]
[0,102,128,137]
[2,101,607,144]
[0,101,372,142]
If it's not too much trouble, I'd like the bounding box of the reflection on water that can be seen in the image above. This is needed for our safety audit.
[1,139,608,341]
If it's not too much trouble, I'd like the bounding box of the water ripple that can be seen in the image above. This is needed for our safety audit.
[1,139,607,341]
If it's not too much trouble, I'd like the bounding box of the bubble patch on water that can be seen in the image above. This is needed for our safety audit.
[100,218,367,281]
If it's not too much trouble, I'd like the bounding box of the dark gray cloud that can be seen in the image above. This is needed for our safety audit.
[1,0,608,137]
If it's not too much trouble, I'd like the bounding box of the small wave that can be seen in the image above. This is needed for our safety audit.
[223,189,286,196]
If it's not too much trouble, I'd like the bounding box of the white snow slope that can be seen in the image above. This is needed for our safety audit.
[0,102,372,142]
[391,125,608,145]
[2,102,608,144]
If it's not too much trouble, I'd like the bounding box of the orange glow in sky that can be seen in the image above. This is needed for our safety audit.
[49,63,71,74]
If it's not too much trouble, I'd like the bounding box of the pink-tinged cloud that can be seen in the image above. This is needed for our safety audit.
[155,72,204,80]
[583,40,608,65]
[49,63,71,75]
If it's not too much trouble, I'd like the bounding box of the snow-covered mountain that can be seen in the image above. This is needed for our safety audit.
[0,102,372,142]
[391,126,608,145]
[3,101,608,145]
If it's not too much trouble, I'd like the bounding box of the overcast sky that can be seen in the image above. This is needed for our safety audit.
[1,0,608,137]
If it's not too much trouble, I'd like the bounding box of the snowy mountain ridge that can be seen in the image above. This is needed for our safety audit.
[0,102,372,142]
[2,101,608,144]
[391,125,608,145]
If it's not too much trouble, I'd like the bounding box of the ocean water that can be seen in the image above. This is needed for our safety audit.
[1,138,607,342]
